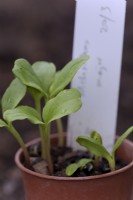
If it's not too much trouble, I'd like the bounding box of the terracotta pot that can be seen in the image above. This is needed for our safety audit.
[15,134,133,200]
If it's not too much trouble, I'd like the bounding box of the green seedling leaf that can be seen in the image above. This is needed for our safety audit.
[0,119,8,127]
[49,55,89,97]
[112,126,133,156]
[3,106,44,124]
[32,61,56,94]
[78,158,93,168]
[12,59,45,95]
[43,88,82,124]
[1,78,26,113]
[66,158,93,176]
[76,136,111,161]
[91,131,103,144]
[66,163,79,176]
[90,131,103,167]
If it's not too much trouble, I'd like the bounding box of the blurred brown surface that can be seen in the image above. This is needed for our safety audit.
[0,1,133,199]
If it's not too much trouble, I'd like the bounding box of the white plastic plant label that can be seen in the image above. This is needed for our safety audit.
[67,0,126,151]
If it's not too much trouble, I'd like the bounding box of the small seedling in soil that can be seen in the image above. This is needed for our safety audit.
[65,158,93,176]
[0,55,89,173]
[66,127,133,176]
[0,55,132,177]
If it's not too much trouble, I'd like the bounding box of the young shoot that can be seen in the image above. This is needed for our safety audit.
[66,158,93,176]
[0,55,89,174]
[66,127,133,176]
[12,55,89,148]
[0,78,31,167]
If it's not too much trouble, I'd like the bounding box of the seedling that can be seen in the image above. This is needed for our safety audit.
[0,55,89,173]
[66,158,93,176]
[66,127,133,176]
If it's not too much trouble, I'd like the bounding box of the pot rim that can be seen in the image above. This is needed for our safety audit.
[15,134,133,181]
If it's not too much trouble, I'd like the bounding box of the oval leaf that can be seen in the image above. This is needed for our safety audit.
[78,158,93,168]
[76,136,111,161]
[66,163,79,176]
[49,55,89,97]
[1,78,26,113]
[66,158,93,176]
[12,59,45,95]
[90,131,103,144]
[43,88,82,124]
[32,61,56,94]
[3,106,43,124]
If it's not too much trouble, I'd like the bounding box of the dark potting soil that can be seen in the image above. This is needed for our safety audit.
[27,143,127,177]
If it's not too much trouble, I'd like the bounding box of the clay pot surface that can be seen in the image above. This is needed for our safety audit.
[15,134,133,200]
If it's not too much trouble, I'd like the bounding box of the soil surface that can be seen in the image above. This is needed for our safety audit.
[0,1,133,199]
[28,144,127,177]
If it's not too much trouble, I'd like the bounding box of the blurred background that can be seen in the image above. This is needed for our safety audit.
[0,0,133,199]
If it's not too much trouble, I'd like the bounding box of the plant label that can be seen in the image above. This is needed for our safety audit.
[67,0,127,151]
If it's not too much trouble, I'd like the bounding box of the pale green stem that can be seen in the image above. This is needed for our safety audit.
[44,123,53,174]
[94,155,100,169]
[108,156,116,171]
[39,125,47,159]
[7,124,30,167]
[56,118,64,146]
[34,96,46,159]
[33,95,53,173]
